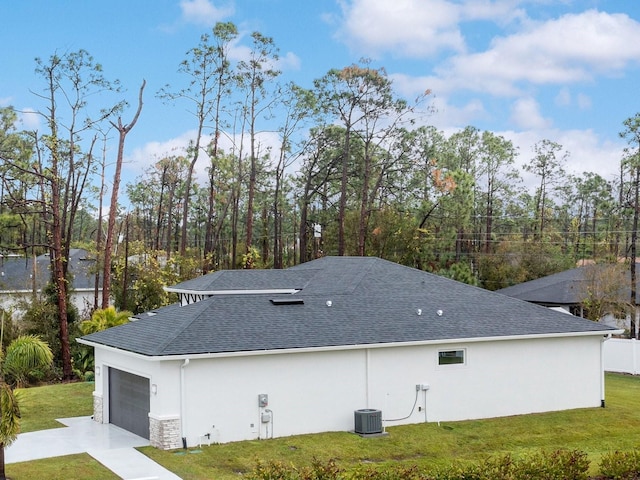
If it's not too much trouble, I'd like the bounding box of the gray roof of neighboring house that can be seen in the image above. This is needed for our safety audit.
[81,256,618,357]
[497,264,639,306]
[0,248,97,293]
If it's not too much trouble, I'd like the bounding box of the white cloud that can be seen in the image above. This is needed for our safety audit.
[459,0,526,24]
[125,133,191,179]
[500,128,623,190]
[555,88,571,107]
[430,97,487,130]
[275,51,301,73]
[334,0,536,58]
[389,73,487,129]
[336,0,465,57]
[19,108,40,130]
[179,0,234,27]
[509,97,552,130]
[576,93,592,110]
[445,10,640,95]
[381,8,640,100]
[125,128,283,186]
[0,101,39,131]
[555,129,621,179]
[225,30,299,73]
[389,73,444,100]
[553,88,592,110]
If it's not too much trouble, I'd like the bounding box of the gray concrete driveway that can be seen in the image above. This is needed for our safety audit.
[6,416,182,480]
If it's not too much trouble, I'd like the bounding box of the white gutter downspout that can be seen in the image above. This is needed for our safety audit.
[365,349,370,407]
[601,334,611,408]
[180,359,190,447]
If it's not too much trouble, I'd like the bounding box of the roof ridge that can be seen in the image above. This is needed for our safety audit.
[152,300,213,355]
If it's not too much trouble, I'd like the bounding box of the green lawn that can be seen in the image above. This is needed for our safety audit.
[8,374,640,479]
[17,381,95,432]
[7,381,116,479]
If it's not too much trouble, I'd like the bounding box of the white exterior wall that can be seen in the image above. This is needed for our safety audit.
[93,334,606,448]
[180,349,367,444]
[1,290,99,319]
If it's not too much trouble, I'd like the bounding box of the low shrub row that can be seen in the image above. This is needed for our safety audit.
[248,449,640,480]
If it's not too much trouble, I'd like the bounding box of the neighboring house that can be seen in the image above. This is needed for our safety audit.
[496,264,635,332]
[79,256,621,450]
[0,248,100,317]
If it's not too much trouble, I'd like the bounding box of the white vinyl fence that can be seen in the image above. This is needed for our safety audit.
[604,338,640,375]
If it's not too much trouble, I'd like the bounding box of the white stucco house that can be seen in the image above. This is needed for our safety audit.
[78,256,621,450]
[0,248,100,318]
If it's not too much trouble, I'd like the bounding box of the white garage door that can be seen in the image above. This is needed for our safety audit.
[109,368,150,439]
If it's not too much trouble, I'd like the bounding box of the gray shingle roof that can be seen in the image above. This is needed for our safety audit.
[497,264,639,305]
[81,256,617,357]
[167,269,316,292]
[0,248,97,292]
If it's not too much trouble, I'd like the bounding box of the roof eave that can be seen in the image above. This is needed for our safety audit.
[79,328,623,362]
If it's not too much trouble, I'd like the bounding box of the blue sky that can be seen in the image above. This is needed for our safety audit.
[2,0,640,191]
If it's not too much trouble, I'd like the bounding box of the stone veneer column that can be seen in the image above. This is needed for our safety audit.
[149,414,182,450]
[92,393,103,423]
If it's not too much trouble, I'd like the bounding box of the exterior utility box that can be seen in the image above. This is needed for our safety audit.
[354,409,382,434]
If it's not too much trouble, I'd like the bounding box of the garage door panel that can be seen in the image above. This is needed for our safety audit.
[109,368,150,439]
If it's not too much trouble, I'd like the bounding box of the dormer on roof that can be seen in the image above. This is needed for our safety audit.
[165,269,313,306]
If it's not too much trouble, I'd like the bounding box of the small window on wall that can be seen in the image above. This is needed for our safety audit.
[438,349,465,365]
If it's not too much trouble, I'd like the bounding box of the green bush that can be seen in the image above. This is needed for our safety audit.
[248,451,592,480]
[426,450,588,480]
[599,449,640,479]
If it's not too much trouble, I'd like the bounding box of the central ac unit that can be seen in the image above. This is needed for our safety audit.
[354,409,382,434]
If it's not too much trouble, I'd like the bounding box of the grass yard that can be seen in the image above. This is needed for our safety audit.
[7,374,640,479]
[17,381,95,432]
[6,381,117,480]
[7,454,119,480]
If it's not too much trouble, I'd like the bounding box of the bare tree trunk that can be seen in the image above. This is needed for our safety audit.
[155,165,167,252]
[179,131,202,257]
[338,128,351,256]
[245,153,256,265]
[485,179,493,254]
[94,145,106,311]
[273,154,284,269]
[245,98,259,266]
[51,194,72,380]
[0,441,6,480]
[630,166,639,339]
[44,68,73,380]
[165,181,174,259]
[102,80,145,309]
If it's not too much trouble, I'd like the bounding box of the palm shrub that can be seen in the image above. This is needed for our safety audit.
[0,335,53,480]
[80,306,132,335]
[76,306,132,379]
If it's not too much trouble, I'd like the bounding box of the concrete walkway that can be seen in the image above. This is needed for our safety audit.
[6,416,182,480]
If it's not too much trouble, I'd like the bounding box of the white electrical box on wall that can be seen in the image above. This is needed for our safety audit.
[258,393,268,407]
